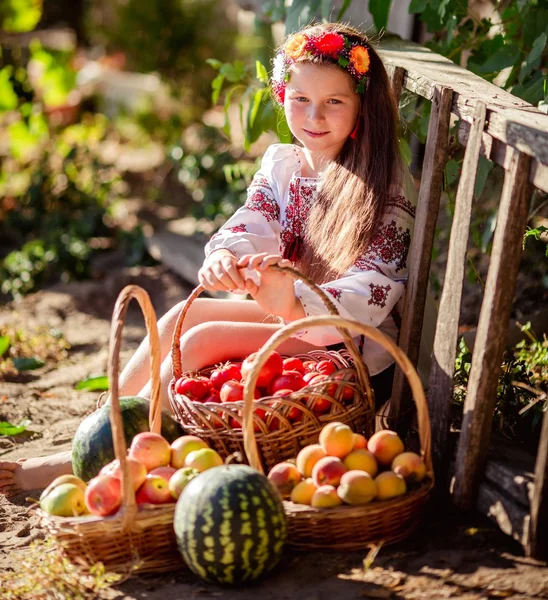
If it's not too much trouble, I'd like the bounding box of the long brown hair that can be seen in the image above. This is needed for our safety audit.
[280,23,402,283]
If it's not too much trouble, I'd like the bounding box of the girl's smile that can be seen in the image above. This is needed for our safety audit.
[284,62,360,167]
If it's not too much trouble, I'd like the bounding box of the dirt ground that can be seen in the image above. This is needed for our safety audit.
[1,263,547,599]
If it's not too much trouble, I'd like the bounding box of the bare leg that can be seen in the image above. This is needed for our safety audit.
[0,297,315,495]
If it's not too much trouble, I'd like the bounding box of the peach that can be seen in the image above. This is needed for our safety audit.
[267,462,302,498]
[367,430,405,466]
[319,422,354,458]
[375,471,407,500]
[184,448,223,472]
[391,452,426,484]
[342,449,378,477]
[352,433,367,450]
[311,456,348,487]
[337,470,377,505]
[170,435,209,469]
[311,485,342,508]
[290,478,318,505]
[296,444,327,477]
[128,432,171,471]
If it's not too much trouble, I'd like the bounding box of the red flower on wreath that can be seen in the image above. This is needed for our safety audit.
[311,32,345,58]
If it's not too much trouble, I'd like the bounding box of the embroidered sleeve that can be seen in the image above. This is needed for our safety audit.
[288,192,415,350]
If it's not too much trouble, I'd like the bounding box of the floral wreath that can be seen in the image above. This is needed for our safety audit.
[271,31,371,105]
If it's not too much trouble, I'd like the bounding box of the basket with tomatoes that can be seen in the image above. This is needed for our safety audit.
[168,265,375,472]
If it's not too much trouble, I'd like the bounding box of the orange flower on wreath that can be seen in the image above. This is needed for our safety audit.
[349,46,370,74]
[285,34,309,60]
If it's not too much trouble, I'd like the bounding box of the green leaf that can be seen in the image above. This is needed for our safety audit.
[219,60,247,83]
[285,0,320,34]
[0,66,18,112]
[336,0,352,20]
[206,58,222,70]
[444,159,460,187]
[481,211,498,254]
[474,43,520,74]
[0,336,10,357]
[1,0,42,32]
[519,33,547,84]
[409,0,427,13]
[74,375,109,391]
[12,357,45,371]
[211,74,225,105]
[256,60,269,85]
[369,0,392,33]
[0,419,31,436]
[474,155,494,199]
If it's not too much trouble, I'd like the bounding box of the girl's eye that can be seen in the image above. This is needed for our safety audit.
[328,99,342,104]
[294,96,308,102]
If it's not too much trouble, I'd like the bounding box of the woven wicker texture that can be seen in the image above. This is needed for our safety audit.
[39,285,184,575]
[168,265,375,472]
[241,314,434,551]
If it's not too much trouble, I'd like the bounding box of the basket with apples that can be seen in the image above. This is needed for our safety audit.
[168,265,376,471]
[39,285,223,575]
[240,313,434,550]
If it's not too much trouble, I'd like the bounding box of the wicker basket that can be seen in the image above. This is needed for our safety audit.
[39,285,184,575]
[168,265,375,471]
[241,314,434,551]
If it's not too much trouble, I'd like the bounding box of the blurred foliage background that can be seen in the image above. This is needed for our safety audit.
[0,0,546,443]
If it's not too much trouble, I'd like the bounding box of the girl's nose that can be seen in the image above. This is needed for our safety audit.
[307,104,325,122]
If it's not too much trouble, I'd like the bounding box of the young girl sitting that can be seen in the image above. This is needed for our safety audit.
[0,22,420,496]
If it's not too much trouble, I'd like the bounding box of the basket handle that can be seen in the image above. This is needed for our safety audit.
[108,285,162,526]
[170,264,373,408]
[242,315,433,482]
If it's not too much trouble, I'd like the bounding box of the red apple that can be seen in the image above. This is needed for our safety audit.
[128,432,171,471]
[99,457,147,491]
[85,474,122,516]
[270,370,306,394]
[135,474,174,504]
[241,351,283,389]
[282,357,305,374]
[149,466,177,482]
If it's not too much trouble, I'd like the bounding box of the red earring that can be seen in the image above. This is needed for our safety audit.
[350,122,359,140]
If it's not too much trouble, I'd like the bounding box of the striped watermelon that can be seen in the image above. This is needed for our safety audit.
[174,465,287,585]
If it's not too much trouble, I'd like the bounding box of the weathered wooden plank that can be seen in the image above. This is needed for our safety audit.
[484,460,535,509]
[452,149,532,510]
[476,480,530,547]
[528,404,548,560]
[381,38,548,164]
[428,102,487,484]
[390,66,405,105]
[389,86,454,428]
[458,122,548,194]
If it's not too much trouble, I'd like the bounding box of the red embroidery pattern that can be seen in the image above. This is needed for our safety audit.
[354,220,411,274]
[368,283,391,308]
[387,194,416,218]
[245,179,280,222]
[226,223,247,233]
[325,286,342,301]
[280,176,318,259]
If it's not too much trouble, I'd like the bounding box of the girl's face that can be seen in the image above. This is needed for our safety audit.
[284,62,360,161]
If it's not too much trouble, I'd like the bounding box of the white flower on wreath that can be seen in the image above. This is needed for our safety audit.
[272,52,286,84]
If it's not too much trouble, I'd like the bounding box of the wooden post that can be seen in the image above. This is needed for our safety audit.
[428,102,487,484]
[389,86,453,429]
[452,149,532,510]
[528,404,548,559]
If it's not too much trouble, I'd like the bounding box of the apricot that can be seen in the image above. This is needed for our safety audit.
[374,471,407,500]
[311,456,348,487]
[337,470,377,505]
[352,433,368,450]
[343,449,378,477]
[319,422,354,458]
[184,448,223,472]
[267,462,302,498]
[311,484,342,508]
[290,478,318,505]
[296,444,327,477]
[367,430,405,466]
[391,452,426,484]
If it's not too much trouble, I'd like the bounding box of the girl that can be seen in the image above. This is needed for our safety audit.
[0,22,417,496]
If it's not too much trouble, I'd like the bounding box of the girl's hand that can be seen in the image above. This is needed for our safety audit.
[198,249,246,292]
[237,253,305,321]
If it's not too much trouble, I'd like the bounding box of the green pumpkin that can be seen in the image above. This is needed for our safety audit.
[174,464,287,585]
[71,396,183,481]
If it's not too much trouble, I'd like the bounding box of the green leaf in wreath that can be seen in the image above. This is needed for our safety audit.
[12,357,45,371]
[74,375,109,391]
[0,335,10,358]
[0,419,31,436]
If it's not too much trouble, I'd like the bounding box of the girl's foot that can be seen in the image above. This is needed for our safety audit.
[0,451,73,497]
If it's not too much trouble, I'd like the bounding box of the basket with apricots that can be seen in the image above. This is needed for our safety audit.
[239,314,434,551]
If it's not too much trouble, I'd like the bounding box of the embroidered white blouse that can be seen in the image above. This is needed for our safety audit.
[204,143,417,376]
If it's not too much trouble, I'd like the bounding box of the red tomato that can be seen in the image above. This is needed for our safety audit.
[270,370,306,394]
[302,360,317,372]
[282,357,305,374]
[229,416,242,429]
[203,391,221,404]
[174,376,211,400]
[220,381,260,403]
[209,362,243,390]
[307,374,336,413]
[272,390,305,421]
[303,371,318,384]
[316,359,337,376]
[241,351,283,389]
[333,373,355,401]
